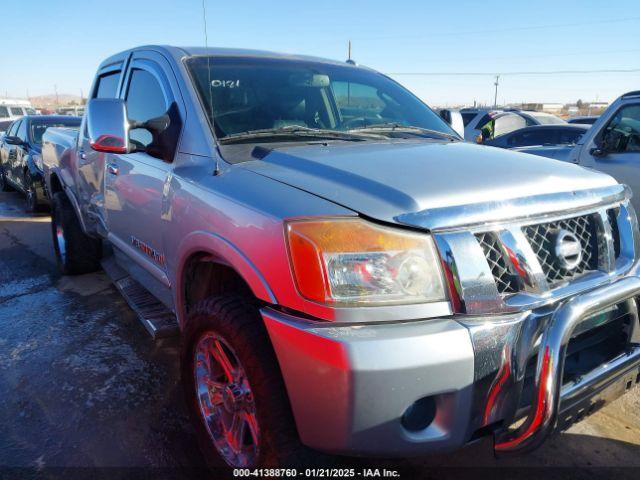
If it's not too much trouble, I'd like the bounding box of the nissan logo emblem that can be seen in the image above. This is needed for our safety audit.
[554,229,583,270]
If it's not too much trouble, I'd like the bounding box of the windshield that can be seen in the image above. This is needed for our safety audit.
[30,118,81,144]
[185,56,456,142]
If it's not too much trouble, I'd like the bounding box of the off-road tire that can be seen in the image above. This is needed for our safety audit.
[50,191,102,275]
[181,295,323,470]
[0,164,12,192]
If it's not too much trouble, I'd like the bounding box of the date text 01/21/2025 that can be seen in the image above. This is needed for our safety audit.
[233,468,401,478]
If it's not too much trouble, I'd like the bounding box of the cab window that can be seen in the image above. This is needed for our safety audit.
[0,107,8,119]
[95,71,121,99]
[6,121,20,137]
[10,107,24,116]
[125,69,168,149]
[602,104,640,153]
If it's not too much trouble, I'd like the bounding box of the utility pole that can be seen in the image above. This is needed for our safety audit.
[493,75,500,108]
[54,84,59,108]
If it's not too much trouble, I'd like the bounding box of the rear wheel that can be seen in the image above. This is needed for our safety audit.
[0,164,12,192]
[181,296,315,469]
[50,191,102,275]
[24,172,40,213]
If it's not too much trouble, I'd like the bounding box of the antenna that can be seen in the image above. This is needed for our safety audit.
[346,40,356,65]
[493,75,500,108]
[201,0,221,175]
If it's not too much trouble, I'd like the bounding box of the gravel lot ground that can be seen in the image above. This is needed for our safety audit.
[1,190,639,479]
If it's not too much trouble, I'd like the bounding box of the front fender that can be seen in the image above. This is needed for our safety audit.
[174,230,278,328]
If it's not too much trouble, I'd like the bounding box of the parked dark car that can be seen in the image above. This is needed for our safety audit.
[484,124,589,149]
[0,115,81,211]
[567,116,599,125]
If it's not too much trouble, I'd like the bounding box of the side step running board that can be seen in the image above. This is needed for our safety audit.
[101,257,180,339]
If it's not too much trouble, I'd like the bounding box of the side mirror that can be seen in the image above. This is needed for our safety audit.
[86,98,130,153]
[589,146,606,157]
[4,135,24,146]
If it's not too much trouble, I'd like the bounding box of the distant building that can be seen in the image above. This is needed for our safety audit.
[588,102,609,109]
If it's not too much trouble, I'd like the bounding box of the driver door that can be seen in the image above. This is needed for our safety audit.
[580,103,640,211]
[104,54,181,307]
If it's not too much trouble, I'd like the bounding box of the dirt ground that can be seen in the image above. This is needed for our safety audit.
[1,190,639,480]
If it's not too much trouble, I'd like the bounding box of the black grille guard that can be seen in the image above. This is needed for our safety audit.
[493,276,640,455]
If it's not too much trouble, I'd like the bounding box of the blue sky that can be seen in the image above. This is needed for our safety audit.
[1,0,639,106]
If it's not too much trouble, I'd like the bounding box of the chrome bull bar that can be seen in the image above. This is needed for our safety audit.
[494,276,640,455]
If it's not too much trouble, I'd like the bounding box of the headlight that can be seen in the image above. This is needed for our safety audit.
[285,218,447,306]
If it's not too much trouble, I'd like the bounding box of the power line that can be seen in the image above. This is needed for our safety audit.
[350,16,640,41]
[386,68,640,76]
[416,48,640,64]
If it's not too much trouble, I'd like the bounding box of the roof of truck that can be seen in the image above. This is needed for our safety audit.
[100,45,357,70]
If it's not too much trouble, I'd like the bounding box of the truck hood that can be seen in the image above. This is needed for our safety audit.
[240,140,618,228]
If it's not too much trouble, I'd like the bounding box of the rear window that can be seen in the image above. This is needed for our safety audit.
[30,118,82,144]
[10,107,24,116]
[529,112,565,125]
[0,106,8,118]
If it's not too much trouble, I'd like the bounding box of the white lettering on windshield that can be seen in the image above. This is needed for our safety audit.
[211,80,240,88]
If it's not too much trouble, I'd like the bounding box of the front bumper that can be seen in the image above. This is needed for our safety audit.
[262,275,640,457]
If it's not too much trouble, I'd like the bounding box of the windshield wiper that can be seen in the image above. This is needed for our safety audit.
[348,123,460,141]
[219,125,382,144]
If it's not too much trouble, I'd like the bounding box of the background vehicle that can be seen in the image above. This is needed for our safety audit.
[0,115,80,211]
[42,46,640,470]
[470,111,527,142]
[57,106,85,117]
[0,99,37,121]
[484,124,589,157]
[460,107,500,140]
[487,124,589,161]
[436,108,465,137]
[568,116,599,125]
[565,90,640,211]
[505,109,566,125]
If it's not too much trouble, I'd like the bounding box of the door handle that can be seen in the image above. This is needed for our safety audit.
[107,163,119,175]
[79,151,87,160]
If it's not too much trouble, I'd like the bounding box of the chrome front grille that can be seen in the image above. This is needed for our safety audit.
[476,232,519,294]
[432,186,636,315]
[522,214,599,287]
[472,206,629,299]
[608,207,621,258]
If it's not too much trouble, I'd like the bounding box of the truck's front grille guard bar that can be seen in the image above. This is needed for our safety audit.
[493,276,640,455]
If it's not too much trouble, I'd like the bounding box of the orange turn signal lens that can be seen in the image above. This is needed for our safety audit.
[285,218,446,306]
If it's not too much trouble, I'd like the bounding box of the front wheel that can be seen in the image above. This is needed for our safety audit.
[50,191,102,275]
[181,296,313,469]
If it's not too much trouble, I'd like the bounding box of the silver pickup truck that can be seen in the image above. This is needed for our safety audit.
[42,46,640,469]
